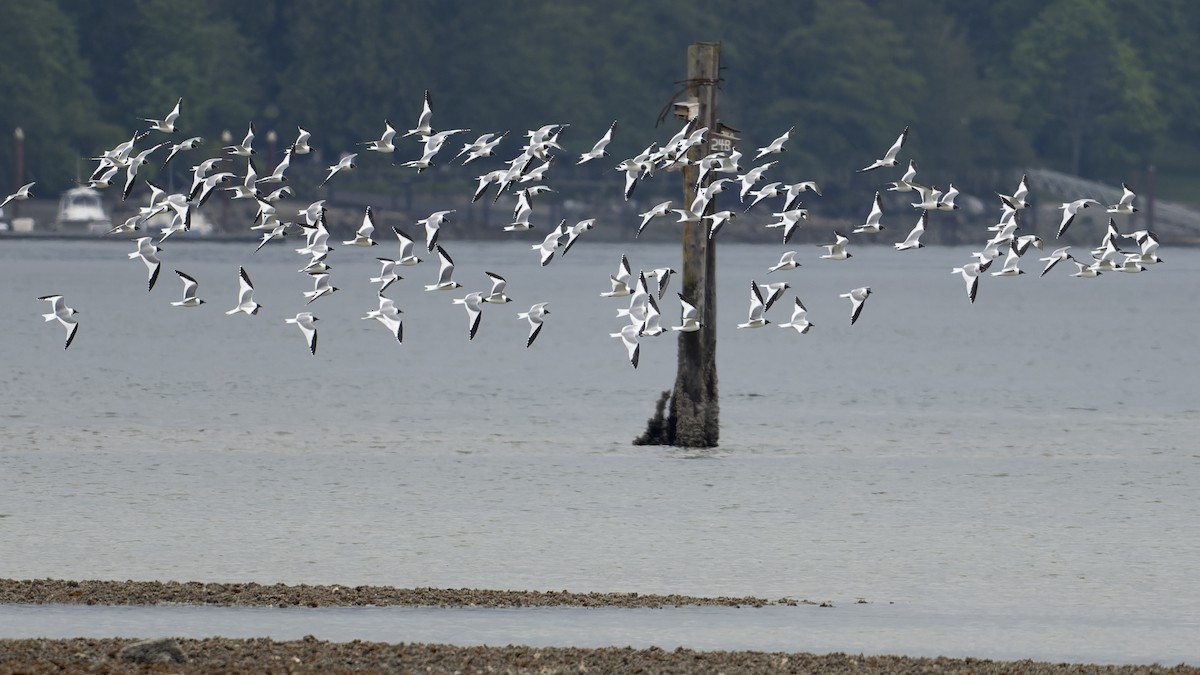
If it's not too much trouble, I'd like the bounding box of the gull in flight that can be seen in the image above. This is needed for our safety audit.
[910,184,943,210]
[403,90,434,138]
[188,157,225,198]
[533,221,566,266]
[617,272,651,325]
[120,142,166,200]
[1066,255,1102,278]
[319,153,357,187]
[561,219,595,256]
[578,120,617,164]
[292,126,312,154]
[935,183,960,211]
[781,181,822,210]
[990,245,1025,277]
[894,210,928,250]
[225,267,262,315]
[304,273,339,305]
[647,267,675,299]
[768,250,800,273]
[854,192,885,233]
[361,120,398,153]
[819,232,853,260]
[128,236,162,291]
[671,293,702,332]
[257,146,292,185]
[840,286,873,325]
[706,210,738,239]
[363,294,403,343]
[759,281,790,312]
[343,206,378,247]
[743,181,782,212]
[1,182,36,210]
[778,298,814,334]
[639,295,665,337]
[1015,234,1044,256]
[453,291,486,340]
[161,136,202,168]
[285,312,319,355]
[39,294,80,350]
[425,245,463,291]
[505,188,537,231]
[951,260,990,303]
[737,281,771,329]
[224,123,256,156]
[88,164,120,189]
[998,174,1030,210]
[754,126,794,160]
[418,210,455,251]
[517,303,549,348]
[858,126,908,172]
[1123,230,1163,265]
[224,157,261,201]
[457,131,508,164]
[737,161,778,202]
[1039,246,1071,277]
[1107,183,1138,215]
[170,270,205,307]
[483,271,512,304]
[637,200,673,238]
[144,97,182,134]
[887,160,921,193]
[370,258,401,292]
[766,208,808,244]
[611,322,641,368]
[601,254,633,297]
[391,226,423,266]
[1057,198,1101,238]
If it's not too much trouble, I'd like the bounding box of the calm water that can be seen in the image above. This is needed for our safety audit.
[1,237,1198,661]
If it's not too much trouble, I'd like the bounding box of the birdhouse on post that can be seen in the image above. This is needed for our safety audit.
[674,98,700,121]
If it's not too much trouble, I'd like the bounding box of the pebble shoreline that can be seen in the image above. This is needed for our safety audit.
[1,579,1196,674]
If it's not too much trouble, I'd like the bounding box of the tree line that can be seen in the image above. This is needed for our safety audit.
[2,0,1195,202]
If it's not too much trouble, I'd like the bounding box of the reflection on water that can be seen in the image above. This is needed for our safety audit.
[1,239,1199,661]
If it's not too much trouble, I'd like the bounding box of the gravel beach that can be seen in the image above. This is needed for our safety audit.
[1,579,1196,674]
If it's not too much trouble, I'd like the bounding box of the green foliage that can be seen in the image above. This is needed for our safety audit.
[1007,0,1165,177]
[0,0,1193,193]
[0,0,116,191]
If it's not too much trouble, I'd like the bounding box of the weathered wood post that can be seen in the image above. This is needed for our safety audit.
[636,42,721,447]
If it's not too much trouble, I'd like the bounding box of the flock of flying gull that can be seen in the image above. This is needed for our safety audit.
[16,92,1162,365]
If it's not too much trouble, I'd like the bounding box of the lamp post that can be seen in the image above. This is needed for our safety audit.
[12,127,24,220]
[220,130,233,232]
[266,130,277,170]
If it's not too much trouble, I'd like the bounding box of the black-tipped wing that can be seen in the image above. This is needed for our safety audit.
[63,322,79,350]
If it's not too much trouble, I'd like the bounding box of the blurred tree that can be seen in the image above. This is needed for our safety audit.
[1111,0,1200,155]
[1007,0,1164,177]
[0,0,115,191]
[754,0,922,177]
[67,1,263,145]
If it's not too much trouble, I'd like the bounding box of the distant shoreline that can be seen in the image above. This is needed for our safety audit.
[0,578,788,609]
[4,637,1196,675]
[2,580,1197,673]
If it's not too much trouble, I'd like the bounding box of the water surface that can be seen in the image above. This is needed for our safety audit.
[2,238,1197,662]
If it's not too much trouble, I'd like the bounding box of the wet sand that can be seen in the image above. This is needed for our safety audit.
[1,579,1196,674]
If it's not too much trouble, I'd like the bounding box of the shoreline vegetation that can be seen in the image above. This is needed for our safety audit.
[1,579,1196,674]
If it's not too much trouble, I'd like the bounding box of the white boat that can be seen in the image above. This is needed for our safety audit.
[54,187,113,234]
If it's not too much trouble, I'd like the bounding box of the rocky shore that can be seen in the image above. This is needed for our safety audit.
[0,578,789,608]
[1,579,1196,674]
